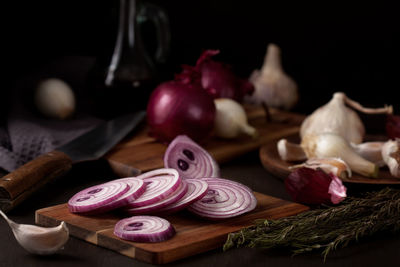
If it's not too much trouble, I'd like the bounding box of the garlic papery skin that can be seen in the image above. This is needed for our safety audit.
[289,157,352,179]
[0,210,69,255]
[214,98,258,139]
[351,141,385,167]
[35,78,76,120]
[246,43,298,110]
[300,92,393,144]
[301,133,378,177]
[277,138,307,162]
[381,139,400,178]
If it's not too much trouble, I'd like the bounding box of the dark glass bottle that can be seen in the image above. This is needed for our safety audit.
[88,0,170,119]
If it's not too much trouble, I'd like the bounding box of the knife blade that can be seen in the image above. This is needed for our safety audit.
[0,111,146,212]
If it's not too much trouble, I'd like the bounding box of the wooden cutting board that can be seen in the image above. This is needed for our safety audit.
[35,192,308,264]
[104,106,305,178]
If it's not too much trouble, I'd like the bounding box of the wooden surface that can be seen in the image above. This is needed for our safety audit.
[35,191,309,264]
[104,106,305,178]
[259,133,400,184]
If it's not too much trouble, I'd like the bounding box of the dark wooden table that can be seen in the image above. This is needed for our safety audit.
[1,151,400,267]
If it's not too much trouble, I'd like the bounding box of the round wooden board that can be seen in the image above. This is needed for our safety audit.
[259,134,400,184]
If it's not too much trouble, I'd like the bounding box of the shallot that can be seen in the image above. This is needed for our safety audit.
[285,167,347,205]
[176,50,254,102]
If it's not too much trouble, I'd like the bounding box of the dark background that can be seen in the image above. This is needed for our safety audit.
[2,0,399,116]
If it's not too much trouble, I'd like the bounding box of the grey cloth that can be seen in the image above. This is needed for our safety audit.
[0,108,102,172]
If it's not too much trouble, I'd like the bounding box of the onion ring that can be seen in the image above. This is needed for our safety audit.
[126,168,181,207]
[164,135,220,179]
[188,177,257,219]
[114,216,175,242]
[125,180,188,214]
[159,179,209,214]
[68,180,130,213]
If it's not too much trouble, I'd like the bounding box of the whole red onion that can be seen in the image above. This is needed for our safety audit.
[285,167,347,205]
[176,50,254,102]
[386,114,400,139]
[147,81,216,143]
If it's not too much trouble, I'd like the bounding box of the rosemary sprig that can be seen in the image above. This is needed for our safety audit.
[223,188,400,260]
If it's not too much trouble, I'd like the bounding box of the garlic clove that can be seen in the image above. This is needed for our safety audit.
[214,98,258,139]
[301,133,378,178]
[35,78,76,120]
[381,139,400,178]
[300,92,392,144]
[289,157,352,179]
[277,139,307,162]
[11,221,69,255]
[351,141,386,167]
[246,44,298,110]
[1,210,69,255]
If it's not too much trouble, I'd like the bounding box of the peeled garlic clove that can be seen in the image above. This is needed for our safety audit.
[289,157,352,179]
[301,133,378,177]
[0,210,69,255]
[277,139,307,162]
[246,43,298,110]
[214,98,258,139]
[11,221,69,255]
[35,78,76,120]
[351,141,385,167]
[300,92,392,144]
[381,139,400,178]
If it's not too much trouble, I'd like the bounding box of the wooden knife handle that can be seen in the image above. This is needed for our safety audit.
[0,151,72,211]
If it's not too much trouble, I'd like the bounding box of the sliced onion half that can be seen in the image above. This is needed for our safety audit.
[164,135,220,179]
[126,168,181,208]
[88,178,146,214]
[159,179,209,214]
[125,180,189,214]
[188,178,257,219]
[114,216,175,242]
[68,180,130,213]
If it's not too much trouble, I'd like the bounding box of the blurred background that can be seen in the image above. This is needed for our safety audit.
[2,0,399,117]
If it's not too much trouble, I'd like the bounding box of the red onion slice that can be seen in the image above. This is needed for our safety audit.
[87,178,146,214]
[125,180,188,214]
[159,179,209,214]
[114,216,175,242]
[188,178,257,219]
[164,135,220,179]
[126,168,181,207]
[68,180,130,213]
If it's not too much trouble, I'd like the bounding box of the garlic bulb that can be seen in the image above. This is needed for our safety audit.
[246,43,298,110]
[35,78,76,119]
[277,138,307,162]
[301,133,378,177]
[213,98,258,139]
[289,157,352,179]
[381,139,400,178]
[300,92,392,144]
[0,210,69,255]
[351,141,385,167]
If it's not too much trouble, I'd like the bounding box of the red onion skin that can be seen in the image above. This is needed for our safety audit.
[386,114,400,139]
[147,81,216,143]
[285,167,347,205]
